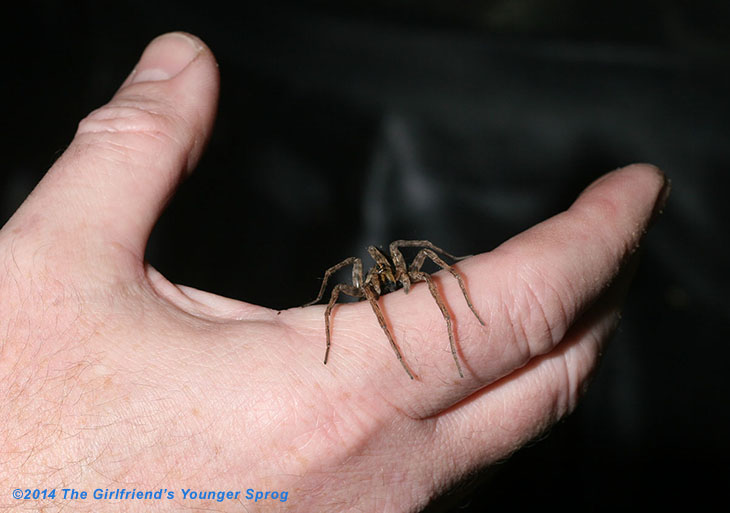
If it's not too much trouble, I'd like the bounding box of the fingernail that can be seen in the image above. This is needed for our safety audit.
[128,32,204,84]
[650,174,671,226]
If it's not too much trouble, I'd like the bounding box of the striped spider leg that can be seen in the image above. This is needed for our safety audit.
[389,240,485,378]
[303,254,414,379]
[304,240,484,379]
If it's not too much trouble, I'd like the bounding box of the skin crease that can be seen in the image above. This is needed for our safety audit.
[0,32,668,512]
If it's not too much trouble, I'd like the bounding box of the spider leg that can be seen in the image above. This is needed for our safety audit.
[410,270,464,378]
[390,239,469,262]
[386,242,411,293]
[362,285,415,380]
[303,257,361,307]
[411,249,486,326]
[323,283,362,365]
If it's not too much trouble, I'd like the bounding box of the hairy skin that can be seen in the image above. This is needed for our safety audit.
[0,33,668,512]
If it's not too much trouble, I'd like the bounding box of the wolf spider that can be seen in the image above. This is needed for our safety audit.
[303,240,485,379]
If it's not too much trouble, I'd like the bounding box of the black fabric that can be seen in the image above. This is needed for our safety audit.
[5,1,729,509]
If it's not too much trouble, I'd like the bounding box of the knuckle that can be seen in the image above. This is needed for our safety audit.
[79,98,176,137]
[551,339,597,418]
[505,265,573,363]
[75,97,187,158]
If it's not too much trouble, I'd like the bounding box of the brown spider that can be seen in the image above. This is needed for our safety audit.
[303,240,485,379]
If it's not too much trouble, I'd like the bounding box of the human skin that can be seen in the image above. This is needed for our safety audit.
[0,33,668,512]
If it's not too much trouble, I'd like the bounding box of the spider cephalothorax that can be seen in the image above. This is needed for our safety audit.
[304,240,485,379]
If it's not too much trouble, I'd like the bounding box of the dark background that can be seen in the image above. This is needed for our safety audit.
[4,1,729,510]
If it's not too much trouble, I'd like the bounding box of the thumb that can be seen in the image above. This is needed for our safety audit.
[8,32,219,276]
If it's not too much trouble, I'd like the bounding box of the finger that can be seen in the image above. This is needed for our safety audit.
[305,164,667,414]
[456,164,668,383]
[426,253,640,477]
[6,32,219,273]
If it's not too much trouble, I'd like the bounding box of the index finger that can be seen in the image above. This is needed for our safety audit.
[314,164,667,414]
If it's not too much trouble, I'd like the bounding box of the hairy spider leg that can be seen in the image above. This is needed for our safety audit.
[389,240,473,293]
[411,249,486,327]
[362,285,415,380]
[366,245,390,265]
[389,239,468,263]
[363,265,382,296]
[384,242,411,292]
[365,246,399,294]
[410,270,464,378]
[303,256,362,307]
[323,283,363,365]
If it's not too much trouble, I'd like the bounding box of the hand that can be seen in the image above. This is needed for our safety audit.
[0,32,668,512]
